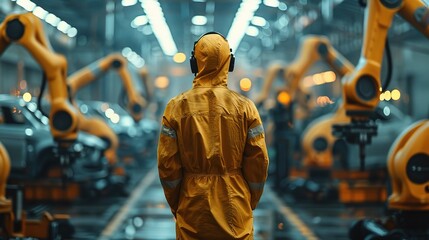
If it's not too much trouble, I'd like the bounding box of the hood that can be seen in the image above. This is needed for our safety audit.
[193,34,231,87]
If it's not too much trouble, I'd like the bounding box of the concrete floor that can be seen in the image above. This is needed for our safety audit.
[23,156,388,240]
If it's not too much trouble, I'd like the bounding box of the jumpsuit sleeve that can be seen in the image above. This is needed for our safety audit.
[157,100,182,216]
[242,100,269,210]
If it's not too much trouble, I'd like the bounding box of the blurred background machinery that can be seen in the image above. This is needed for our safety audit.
[0,0,428,239]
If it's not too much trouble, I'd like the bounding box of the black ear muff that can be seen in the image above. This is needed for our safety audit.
[229,50,235,72]
[190,31,235,75]
[190,50,198,74]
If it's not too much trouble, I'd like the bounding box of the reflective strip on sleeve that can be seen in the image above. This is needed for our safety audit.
[161,125,177,138]
[247,125,264,139]
[248,181,265,190]
[160,178,182,189]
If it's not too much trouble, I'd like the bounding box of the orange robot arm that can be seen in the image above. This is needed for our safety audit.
[0,13,78,145]
[285,35,354,100]
[68,53,147,122]
[255,62,283,106]
[256,35,354,106]
[139,67,153,102]
[342,0,429,119]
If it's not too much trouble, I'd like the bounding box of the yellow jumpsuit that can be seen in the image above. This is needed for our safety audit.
[158,34,269,240]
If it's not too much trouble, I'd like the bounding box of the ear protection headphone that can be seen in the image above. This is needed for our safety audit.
[190,31,235,74]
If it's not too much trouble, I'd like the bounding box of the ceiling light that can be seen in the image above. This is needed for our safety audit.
[278,2,288,11]
[32,6,48,19]
[192,15,207,26]
[251,16,266,27]
[141,0,177,56]
[173,52,186,63]
[122,0,137,7]
[57,20,71,33]
[45,13,61,27]
[263,0,279,8]
[67,27,78,38]
[131,15,148,28]
[16,0,36,11]
[227,0,261,53]
[246,26,259,37]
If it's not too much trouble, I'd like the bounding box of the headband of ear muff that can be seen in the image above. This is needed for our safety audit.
[190,31,235,74]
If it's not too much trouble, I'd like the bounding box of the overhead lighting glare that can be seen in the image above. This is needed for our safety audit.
[57,20,71,33]
[278,2,288,11]
[32,6,48,19]
[131,15,148,28]
[227,0,261,53]
[122,0,137,7]
[263,0,279,8]
[67,27,78,38]
[246,26,259,36]
[45,13,61,27]
[251,16,266,27]
[16,0,36,11]
[173,52,186,63]
[15,2,79,38]
[192,15,207,25]
[141,0,177,56]
[122,47,145,68]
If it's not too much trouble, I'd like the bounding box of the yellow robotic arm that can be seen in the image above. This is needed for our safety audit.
[139,67,153,102]
[342,0,429,118]
[334,1,429,236]
[68,53,147,122]
[0,13,78,145]
[255,35,354,106]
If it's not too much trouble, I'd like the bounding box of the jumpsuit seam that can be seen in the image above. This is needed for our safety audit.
[226,176,237,236]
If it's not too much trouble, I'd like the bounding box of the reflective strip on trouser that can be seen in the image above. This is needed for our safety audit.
[161,125,177,138]
[248,182,265,190]
[248,125,264,139]
[161,178,182,189]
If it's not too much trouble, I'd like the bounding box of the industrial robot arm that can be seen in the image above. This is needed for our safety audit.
[334,0,429,168]
[255,35,354,106]
[68,53,147,122]
[139,67,153,103]
[341,0,429,118]
[0,13,78,146]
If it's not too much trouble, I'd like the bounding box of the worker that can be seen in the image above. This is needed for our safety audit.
[157,32,269,239]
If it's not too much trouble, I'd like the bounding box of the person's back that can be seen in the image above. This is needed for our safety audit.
[158,32,269,240]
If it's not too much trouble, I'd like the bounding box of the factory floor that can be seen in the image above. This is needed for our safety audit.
[22,156,387,240]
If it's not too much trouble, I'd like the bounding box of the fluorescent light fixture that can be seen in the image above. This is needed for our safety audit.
[278,2,287,11]
[251,16,266,27]
[192,0,206,2]
[67,27,78,37]
[15,0,79,38]
[122,47,132,56]
[227,0,261,53]
[122,0,137,7]
[131,15,148,28]
[45,13,61,27]
[16,0,36,11]
[263,0,279,8]
[246,26,259,37]
[192,15,207,25]
[57,20,71,33]
[32,6,48,19]
[122,47,145,68]
[141,0,177,56]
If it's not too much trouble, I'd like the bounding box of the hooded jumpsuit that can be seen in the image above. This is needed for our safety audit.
[158,34,269,240]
